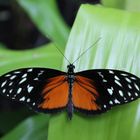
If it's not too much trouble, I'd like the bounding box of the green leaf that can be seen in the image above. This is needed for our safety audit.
[18,0,70,47]
[48,4,140,140]
[1,114,50,140]
[0,43,63,75]
[102,0,140,12]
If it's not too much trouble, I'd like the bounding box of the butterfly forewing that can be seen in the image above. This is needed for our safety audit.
[1,66,140,117]
[75,69,140,114]
[0,68,67,112]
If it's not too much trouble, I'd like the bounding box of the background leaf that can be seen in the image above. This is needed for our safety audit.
[1,114,50,140]
[18,0,70,47]
[0,43,63,75]
[48,4,140,140]
[102,0,140,11]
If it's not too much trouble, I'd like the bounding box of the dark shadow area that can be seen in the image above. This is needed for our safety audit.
[0,0,100,50]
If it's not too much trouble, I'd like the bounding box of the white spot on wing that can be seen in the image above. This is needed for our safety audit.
[14,71,20,74]
[114,75,120,80]
[22,73,27,78]
[2,89,6,93]
[9,82,13,86]
[128,84,132,89]
[114,99,120,104]
[19,78,27,84]
[103,79,107,82]
[1,80,7,87]
[109,70,114,74]
[125,77,131,83]
[128,92,131,96]
[119,90,123,97]
[5,74,11,77]
[27,85,34,93]
[104,105,107,108]
[12,97,15,99]
[27,69,33,72]
[34,78,39,80]
[98,72,104,78]
[17,88,22,94]
[10,75,16,80]
[107,88,113,95]
[38,71,44,76]
[19,96,25,101]
[38,73,42,76]
[131,77,136,80]
[115,80,122,87]
[109,101,113,105]
[27,98,30,102]
[134,83,140,91]
[121,73,128,76]
[135,92,138,96]
[9,89,13,93]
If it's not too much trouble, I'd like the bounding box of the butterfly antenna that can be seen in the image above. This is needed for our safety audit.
[53,43,71,64]
[72,38,101,64]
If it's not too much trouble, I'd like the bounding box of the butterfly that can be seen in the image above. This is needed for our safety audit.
[0,64,140,119]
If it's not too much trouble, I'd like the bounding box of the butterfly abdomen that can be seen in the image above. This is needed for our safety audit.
[67,74,75,120]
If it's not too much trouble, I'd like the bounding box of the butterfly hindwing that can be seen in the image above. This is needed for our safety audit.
[0,68,67,112]
[74,69,140,114]
[38,75,68,113]
[72,75,101,114]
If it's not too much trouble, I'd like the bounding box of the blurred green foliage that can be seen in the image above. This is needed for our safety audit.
[0,0,140,140]
[102,0,140,11]
[0,43,63,75]
[18,0,70,48]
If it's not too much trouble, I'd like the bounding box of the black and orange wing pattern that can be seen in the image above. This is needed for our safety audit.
[1,67,140,117]
[72,76,101,114]
[74,69,140,114]
[0,68,68,113]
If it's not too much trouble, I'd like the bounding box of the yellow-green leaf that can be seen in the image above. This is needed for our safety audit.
[102,0,140,12]
[49,4,140,140]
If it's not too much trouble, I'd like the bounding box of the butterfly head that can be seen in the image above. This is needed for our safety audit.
[67,64,75,74]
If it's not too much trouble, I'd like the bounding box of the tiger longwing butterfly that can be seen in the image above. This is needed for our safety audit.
[0,39,140,119]
[0,64,140,119]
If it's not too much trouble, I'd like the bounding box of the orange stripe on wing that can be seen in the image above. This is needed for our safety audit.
[72,76,101,111]
[39,76,68,109]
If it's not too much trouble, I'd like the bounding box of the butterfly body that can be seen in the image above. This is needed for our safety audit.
[0,64,140,120]
[67,64,75,119]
